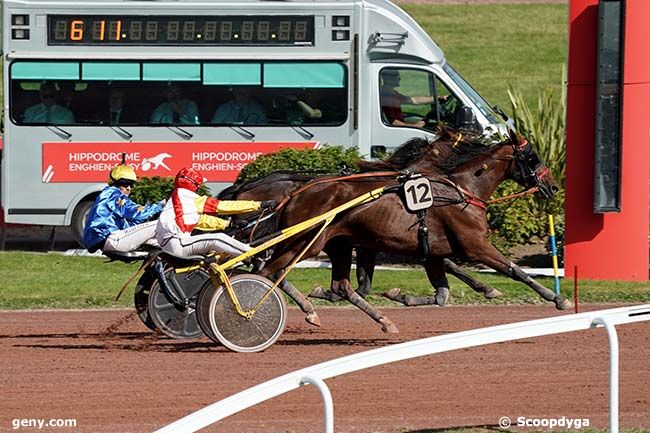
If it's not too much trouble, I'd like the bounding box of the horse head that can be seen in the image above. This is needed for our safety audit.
[508,134,559,199]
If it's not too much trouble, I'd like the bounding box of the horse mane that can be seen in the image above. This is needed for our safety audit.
[218,170,322,199]
[357,136,436,172]
[357,125,483,173]
[439,130,510,173]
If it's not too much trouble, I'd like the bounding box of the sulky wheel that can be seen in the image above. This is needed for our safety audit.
[196,278,220,343]
[134,269,157,331]
[198,274,287,353]
[147,268,209,339]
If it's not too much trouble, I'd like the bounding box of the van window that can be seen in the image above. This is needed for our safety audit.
[10,60,348,127]
[379,67,463,129]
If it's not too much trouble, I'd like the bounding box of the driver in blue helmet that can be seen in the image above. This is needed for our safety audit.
[83,164,164,253]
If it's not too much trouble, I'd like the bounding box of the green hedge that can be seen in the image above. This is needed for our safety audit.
[130,175,210,204]
[236,145,363,184]
[489,67,566,255]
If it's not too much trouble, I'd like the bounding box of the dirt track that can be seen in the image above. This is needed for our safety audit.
[1,304,649,433]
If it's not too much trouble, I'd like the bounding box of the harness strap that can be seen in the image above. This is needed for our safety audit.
[114,254,157,301]
[435,176,488,211]
[275,171,401,212]
[416,209,429,257]
[487,186,538,205]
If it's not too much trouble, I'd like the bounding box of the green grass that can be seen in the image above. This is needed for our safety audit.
[1,252,648,310]
[402,3,568,110]
[0,4,567,119]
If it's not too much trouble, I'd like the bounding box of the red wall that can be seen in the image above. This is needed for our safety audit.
[565,0,650,280]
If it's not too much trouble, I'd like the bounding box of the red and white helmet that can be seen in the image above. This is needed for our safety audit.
[174,167,205,192]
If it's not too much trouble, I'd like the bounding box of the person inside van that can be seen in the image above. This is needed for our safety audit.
[151,84,200,125]
[83,163,164,254]
[274,92,322,125]
[23,81,75,124]
[211,87,267,125]
[380,69,439,129]
[156,167,276,258]
[107,88,141,125]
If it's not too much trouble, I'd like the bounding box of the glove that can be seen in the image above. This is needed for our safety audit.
[260,200,278,210]
[229,219,249,230]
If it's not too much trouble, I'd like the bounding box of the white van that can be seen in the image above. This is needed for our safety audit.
[2,0,508,240]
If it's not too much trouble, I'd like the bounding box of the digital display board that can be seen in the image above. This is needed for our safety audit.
[47,15,314,46]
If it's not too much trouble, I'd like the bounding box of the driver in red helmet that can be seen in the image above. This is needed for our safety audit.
[155,167,276,258]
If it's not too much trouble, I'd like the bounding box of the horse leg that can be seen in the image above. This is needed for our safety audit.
[383,257,446,306]
[355,248,376,298]
[443,258,502,299]
[262,251,321,327]
[466,242,571,310]
[277,277,321,327]
[328,241,398,333]
[308,247,376,302]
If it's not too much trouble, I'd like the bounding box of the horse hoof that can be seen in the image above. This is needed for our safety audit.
[305,311,321,327]
[554,296,573,310]
[483,288,503,299]
[435,287,450,306]
[383,288,401,300]
[379,317,399,334]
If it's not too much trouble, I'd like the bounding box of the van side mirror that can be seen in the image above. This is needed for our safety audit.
[455,105,478,132]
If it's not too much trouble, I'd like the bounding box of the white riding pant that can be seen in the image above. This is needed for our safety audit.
[103,220,159,253]
[161,232,250,258]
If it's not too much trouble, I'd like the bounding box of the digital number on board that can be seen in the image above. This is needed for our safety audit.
[48,15,314,46]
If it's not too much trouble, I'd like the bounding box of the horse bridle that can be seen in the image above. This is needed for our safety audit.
[511,139,554,199]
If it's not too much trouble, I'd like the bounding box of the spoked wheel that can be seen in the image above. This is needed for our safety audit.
[198,274,287,353]
[134,269,156,331]
[147,268,209,339]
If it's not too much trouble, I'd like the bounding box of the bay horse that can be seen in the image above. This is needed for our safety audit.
[254,131,568,332]
[219,136,502,328]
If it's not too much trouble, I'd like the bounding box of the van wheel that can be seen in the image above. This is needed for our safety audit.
[71,200,94,248]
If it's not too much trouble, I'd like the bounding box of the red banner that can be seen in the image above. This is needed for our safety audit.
[41,141,319,183]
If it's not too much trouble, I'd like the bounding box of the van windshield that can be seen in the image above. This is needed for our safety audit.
[443,63,499,124]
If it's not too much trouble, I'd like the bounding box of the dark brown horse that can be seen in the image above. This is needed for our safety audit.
[219,137,502,328]
[254,131,568,332]
[220,168,501,303]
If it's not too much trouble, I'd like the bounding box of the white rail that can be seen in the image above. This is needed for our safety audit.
[153,304,650,433]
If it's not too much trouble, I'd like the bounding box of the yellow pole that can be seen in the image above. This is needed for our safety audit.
[548,214,561,295]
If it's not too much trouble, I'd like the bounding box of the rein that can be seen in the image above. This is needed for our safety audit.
[488,186,538,204]
[435,176,488,210]
[274,171,401,212]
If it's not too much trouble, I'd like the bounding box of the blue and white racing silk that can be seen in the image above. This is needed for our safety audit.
[83,186,163,252]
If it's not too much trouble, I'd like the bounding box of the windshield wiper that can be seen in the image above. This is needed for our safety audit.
[48,125,72,139]
[111,125,133,139]
[166,125,193,139]
[292,125,314,139]
[493,105,510,122]
[230,125,255,140]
